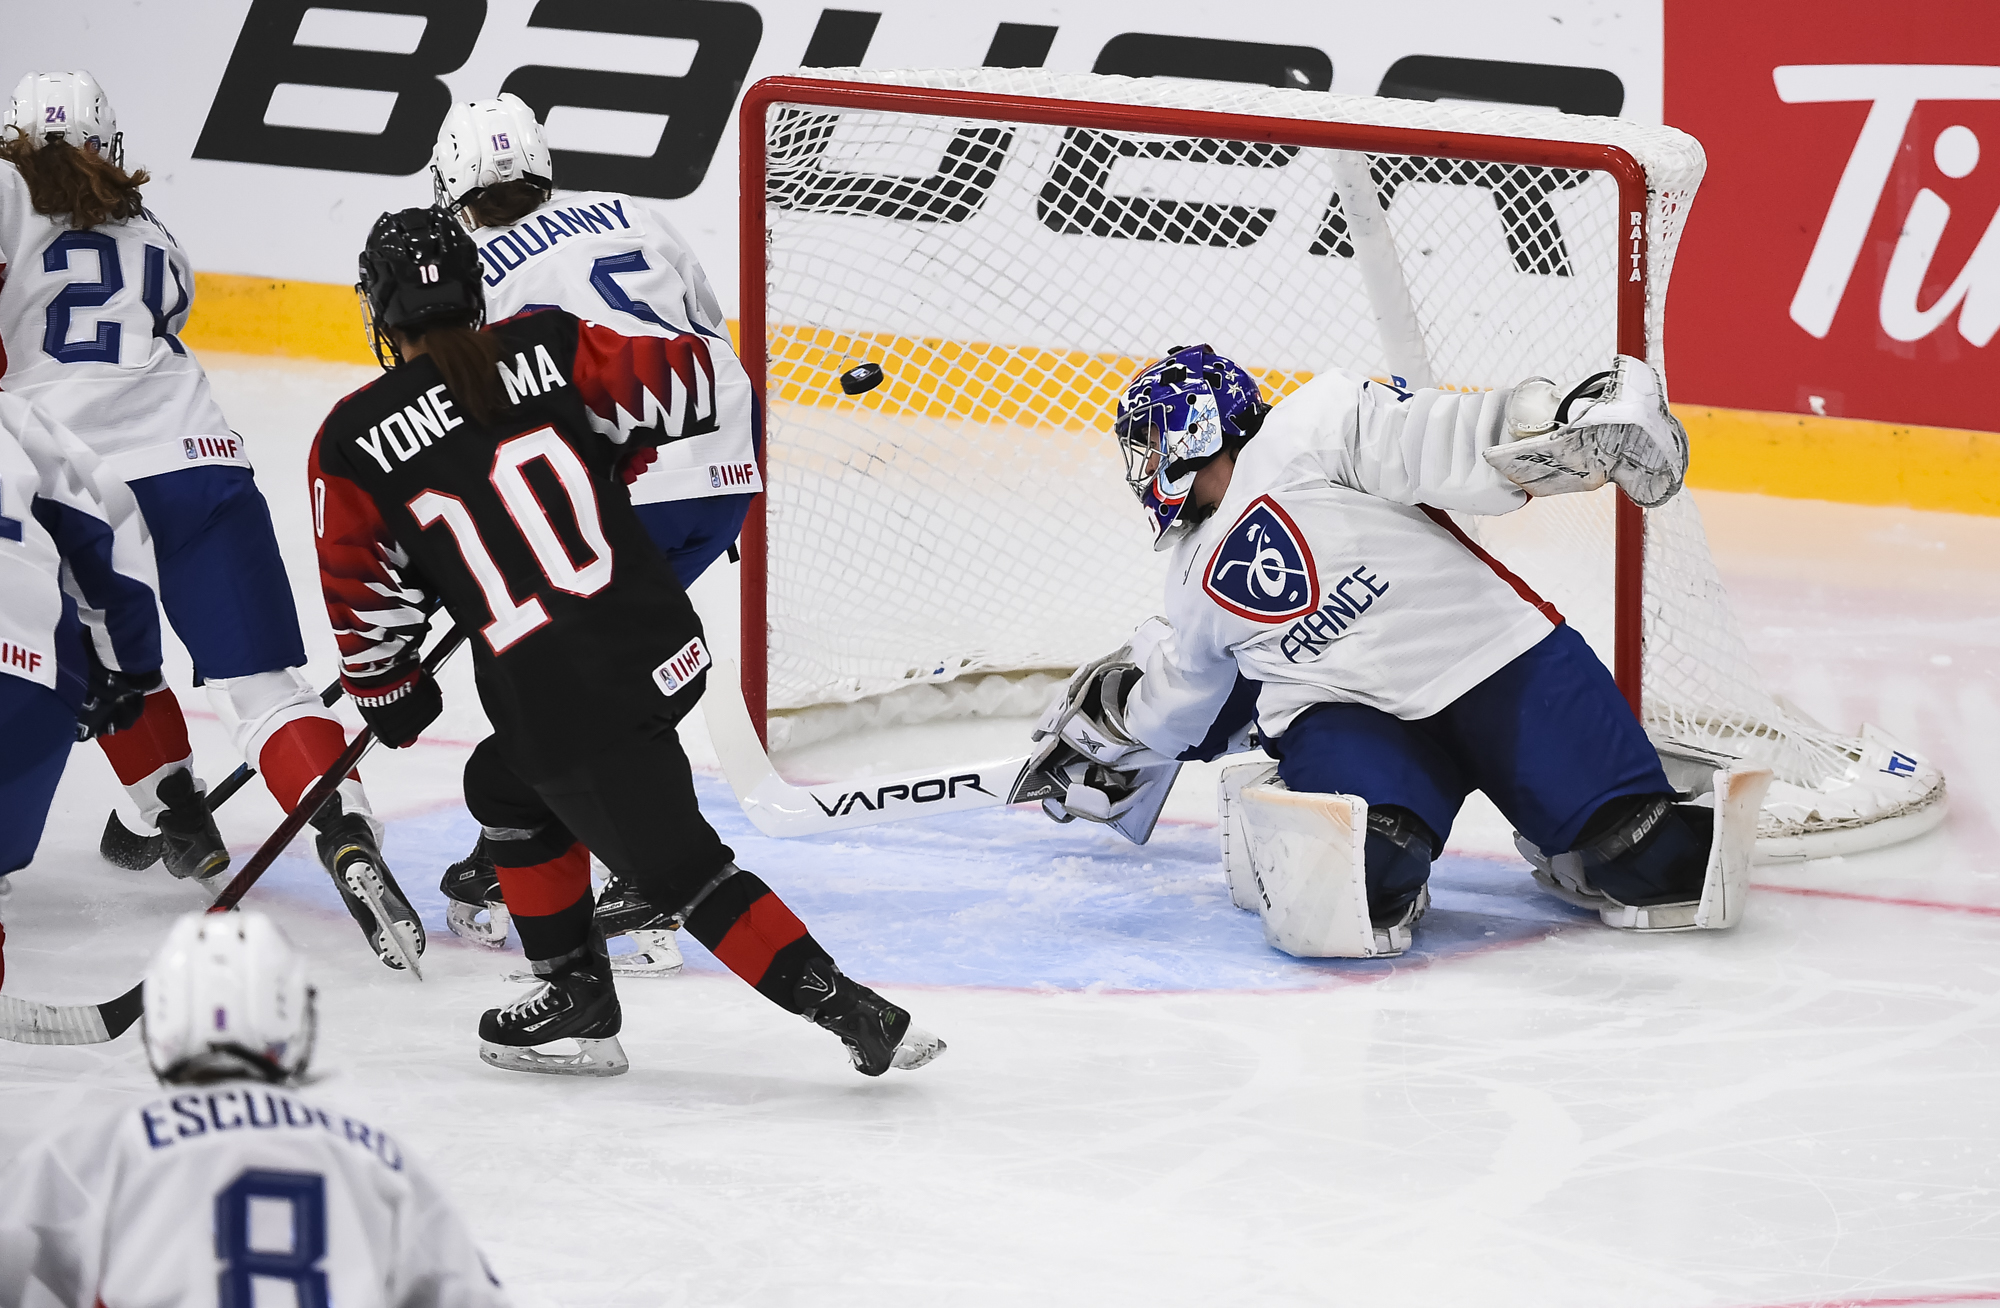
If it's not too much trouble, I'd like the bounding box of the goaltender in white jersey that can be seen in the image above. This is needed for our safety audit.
[1026,345,1771,958]
[0,912,507,1308]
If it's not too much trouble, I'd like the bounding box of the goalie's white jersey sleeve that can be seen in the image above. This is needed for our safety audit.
[1123,370,1559,756]
[471,191,758,504]
[0,164,240,483]
[0,1085,509,1308]
[0,393,161,700]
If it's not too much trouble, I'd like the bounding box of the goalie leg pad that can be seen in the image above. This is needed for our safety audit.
[1219,760,1280,910]
[1237,786,1433,958]
[1524,766,1771,931]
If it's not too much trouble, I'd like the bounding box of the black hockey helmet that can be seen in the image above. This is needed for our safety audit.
[356,206,485,368]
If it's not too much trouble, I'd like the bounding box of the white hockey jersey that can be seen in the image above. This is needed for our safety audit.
[1123,371,1561,756]
[0,392,160,704]
[0,164,242,483]
[471,191,758,503]
[0,1084,509,1308]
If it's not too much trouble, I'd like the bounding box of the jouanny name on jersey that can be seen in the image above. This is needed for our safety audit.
[477,197,634,289]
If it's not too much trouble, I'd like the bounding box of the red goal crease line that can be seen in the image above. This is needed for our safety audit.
[734,75,1655,738]
[1753,883,2000,918]
[1729,1291,2000,1308]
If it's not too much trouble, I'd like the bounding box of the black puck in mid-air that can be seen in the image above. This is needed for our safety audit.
[839,362,885,395]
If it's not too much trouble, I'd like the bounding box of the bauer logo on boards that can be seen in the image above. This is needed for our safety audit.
[1204,497,1319,623]
[652,636,711,697]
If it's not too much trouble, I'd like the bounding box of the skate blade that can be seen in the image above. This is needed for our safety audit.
[609,929,683,978]
[342,861,426,978]
[446,899,510,948]
[890,1027,947,1072]
[479,1035,629,1077]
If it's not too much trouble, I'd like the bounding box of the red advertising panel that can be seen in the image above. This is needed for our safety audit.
[1667,2,2000,432]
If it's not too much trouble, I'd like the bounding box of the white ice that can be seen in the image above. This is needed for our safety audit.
[5,356,2000,1307]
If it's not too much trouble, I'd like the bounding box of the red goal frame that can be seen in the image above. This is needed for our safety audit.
[737,75,1649,744]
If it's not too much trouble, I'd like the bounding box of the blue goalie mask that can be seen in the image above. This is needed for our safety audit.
[1113,344,1269,550]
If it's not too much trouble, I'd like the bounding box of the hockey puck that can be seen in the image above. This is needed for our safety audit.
[839,362,885,396]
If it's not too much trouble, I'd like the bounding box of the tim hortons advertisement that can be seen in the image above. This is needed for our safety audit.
[1666,0,2000,433]
[5,0,1662,312]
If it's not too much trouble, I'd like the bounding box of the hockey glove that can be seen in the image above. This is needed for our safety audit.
[349,667,442,748]
[1033,648,1157,768]
[1483,356,1689,507]
[75,666,164,741]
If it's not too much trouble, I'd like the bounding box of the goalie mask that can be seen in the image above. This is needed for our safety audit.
[431,92,553,216]
[142,910,317,1086]
[357,206,486,368]
[3,70,122,168]
[1114,345,1270,550]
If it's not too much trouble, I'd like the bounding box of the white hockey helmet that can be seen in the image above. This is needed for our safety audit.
[3,71,123,168]
[142,910,316,1086]
[431,92,552,216]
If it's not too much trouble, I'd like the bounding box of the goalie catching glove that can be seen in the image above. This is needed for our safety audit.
[1484,355,1689,508]
[1018,642,1181,843]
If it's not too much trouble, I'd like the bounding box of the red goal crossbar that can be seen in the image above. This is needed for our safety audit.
[737,75,1650,743]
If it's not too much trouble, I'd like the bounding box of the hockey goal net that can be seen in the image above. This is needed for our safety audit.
[738,68,1945,855]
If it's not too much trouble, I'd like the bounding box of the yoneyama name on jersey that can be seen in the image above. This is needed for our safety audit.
[353,382,470,472]
[350,343,578,473]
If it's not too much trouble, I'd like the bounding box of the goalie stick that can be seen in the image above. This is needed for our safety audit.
[0,626,467,1047]
[704,658,1043,838]
[98,675,346,871]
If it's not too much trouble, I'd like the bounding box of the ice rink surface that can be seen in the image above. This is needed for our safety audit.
[6,357,2000,1307]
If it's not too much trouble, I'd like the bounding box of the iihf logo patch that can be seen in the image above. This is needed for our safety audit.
[1203,496,1318,622]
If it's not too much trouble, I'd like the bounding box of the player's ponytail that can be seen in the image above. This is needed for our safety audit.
[414,323,509,427]
[465,180,549,230]
[0,137,148,228]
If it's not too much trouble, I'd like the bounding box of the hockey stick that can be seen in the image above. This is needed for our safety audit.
[99,675,347,870]
[1,626,468,1046]
[702,658,1042,838]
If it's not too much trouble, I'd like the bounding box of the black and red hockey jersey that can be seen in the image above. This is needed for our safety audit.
[308,309,720,745]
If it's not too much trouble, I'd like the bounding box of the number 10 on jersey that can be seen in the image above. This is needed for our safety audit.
[409,426,615,654]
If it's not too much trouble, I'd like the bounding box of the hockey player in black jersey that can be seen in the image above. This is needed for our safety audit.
[309,207,945,1077]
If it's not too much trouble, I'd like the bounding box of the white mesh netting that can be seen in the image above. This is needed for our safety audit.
[751,68,1944,848]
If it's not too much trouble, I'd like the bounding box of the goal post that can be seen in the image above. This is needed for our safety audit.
[736,68,1945,856]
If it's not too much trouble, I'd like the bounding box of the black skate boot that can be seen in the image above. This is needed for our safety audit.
[595,874,683,977]
[440,837,509,948]
[479,933,627,1077]
[796,967,946,1077]
[154,768,230,882]
[312,799,425,976]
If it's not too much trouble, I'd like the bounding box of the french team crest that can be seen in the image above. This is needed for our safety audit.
[1203,496,1318,622]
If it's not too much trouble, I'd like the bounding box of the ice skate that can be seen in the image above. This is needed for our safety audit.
[595,874,683,978]
[478,942,627,1077]
[153,768,229,882]
[440,837,509,948]
[797,967,945,1077]
[313,800,425,976]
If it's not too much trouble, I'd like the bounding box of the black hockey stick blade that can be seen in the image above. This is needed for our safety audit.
[96,675,343,870]
[99,811,166,869]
